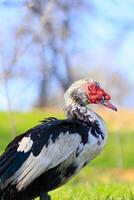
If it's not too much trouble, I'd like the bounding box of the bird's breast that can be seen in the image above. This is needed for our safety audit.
[74,127,107,171]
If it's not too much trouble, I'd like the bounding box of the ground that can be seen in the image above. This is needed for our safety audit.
[0,108,134,200]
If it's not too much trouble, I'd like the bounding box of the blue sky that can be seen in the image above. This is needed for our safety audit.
[0,1,134,110]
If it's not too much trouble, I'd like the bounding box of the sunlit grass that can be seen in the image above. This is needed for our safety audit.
[50,181,134,200]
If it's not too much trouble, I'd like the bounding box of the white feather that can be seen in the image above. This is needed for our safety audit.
[17,137,33,153]
[9,132,81,191]
[75,112,107,170]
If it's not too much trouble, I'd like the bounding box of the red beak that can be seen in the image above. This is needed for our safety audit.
[100,100,117,111]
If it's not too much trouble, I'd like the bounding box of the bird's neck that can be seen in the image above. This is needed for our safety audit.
[65,103,98,123]
[65,103,107,140]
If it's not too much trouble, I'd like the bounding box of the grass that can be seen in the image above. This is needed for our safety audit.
[50,182,134,200]
[0,108,134,199]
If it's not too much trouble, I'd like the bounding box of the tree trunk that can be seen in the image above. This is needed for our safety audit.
[36,76,48,108]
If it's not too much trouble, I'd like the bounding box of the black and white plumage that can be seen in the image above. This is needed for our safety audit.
[0,79,117,200]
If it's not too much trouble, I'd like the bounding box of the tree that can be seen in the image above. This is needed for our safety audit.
[15,0,91,107]
[0,0,133,109]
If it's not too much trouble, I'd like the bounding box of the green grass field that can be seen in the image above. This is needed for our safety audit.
[0,109,134,199]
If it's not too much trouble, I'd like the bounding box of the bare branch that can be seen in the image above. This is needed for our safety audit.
[0,55,17,138]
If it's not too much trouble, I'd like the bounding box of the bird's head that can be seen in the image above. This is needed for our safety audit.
[64,79,117,111]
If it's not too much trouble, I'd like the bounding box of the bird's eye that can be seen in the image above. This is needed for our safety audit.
[88,85,93,90]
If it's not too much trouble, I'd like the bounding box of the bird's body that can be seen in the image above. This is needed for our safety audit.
[0,79,117,200]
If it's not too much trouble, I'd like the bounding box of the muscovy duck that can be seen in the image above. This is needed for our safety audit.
[0,79,117,200]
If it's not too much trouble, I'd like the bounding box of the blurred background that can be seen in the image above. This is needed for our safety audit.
[0,0,134,199]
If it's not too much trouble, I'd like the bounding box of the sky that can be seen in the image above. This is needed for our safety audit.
[77,1,134,80]
[0,0,134,110]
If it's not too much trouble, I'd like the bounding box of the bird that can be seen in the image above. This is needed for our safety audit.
[0,79,117,200]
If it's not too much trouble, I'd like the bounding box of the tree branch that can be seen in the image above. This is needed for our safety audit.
[0,55,17,138]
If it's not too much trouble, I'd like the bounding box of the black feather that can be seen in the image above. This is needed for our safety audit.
[0,107,103,200]
[30,119,89,156]
[0,118,89,190]
[39,117,57,123]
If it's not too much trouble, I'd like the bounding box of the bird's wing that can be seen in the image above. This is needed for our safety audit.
[0,119,87,191]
